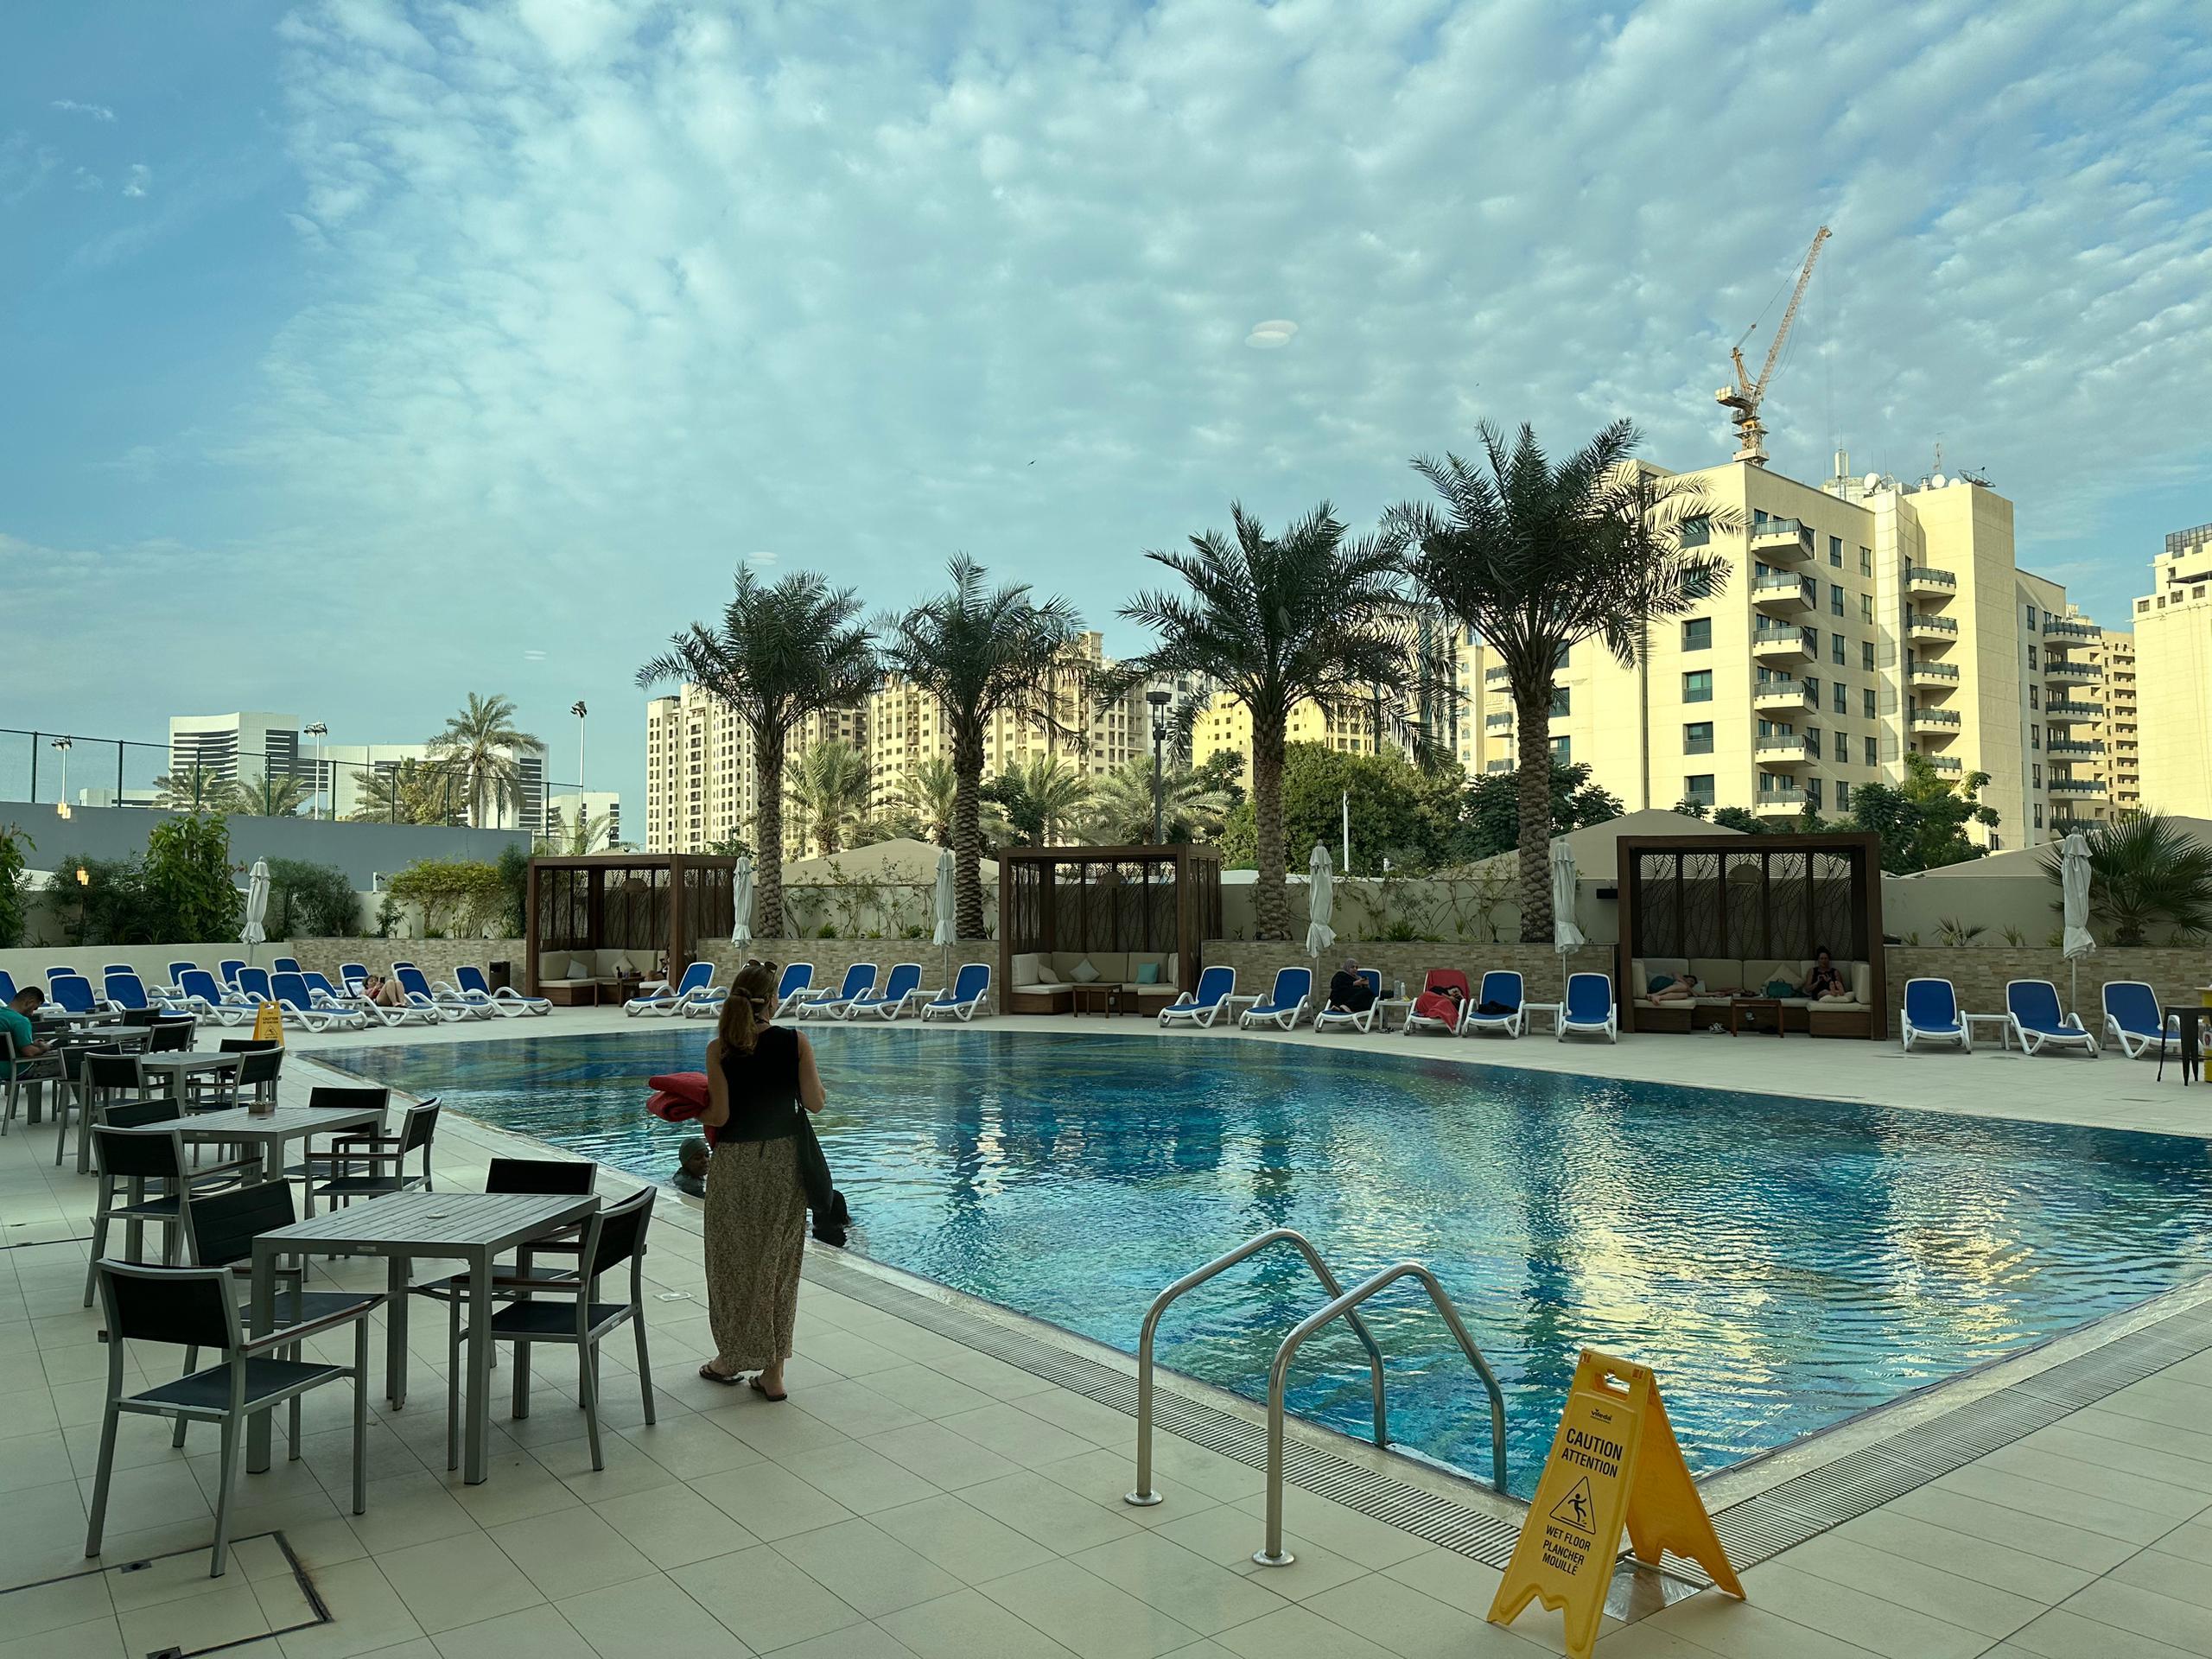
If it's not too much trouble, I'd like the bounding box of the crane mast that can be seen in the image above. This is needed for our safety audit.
[1717,226,1830,466]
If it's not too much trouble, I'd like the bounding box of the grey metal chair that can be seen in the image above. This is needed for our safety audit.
[454,1185,655,1473]
[83,1116,254,1306]
[280,1085,392,1183]
[87,1260,372,1578]
[2,1027,67,1138]
[307,1099,441,1211]
[413,1157,595,1374]
[60,1049,141,1168]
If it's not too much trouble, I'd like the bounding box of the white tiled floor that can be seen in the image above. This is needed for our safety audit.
[2,1007,2208,1658]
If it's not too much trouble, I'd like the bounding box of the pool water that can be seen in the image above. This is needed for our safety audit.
[329,1027,2212,1496]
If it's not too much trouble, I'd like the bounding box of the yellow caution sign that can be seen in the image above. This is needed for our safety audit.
[1488,1351,1742,1657]
[251,1001,284,1046]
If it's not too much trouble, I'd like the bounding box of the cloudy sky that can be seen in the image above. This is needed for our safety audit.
[6,0,2209,812]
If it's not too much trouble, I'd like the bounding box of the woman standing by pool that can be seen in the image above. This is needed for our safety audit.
[697,958,825,1399]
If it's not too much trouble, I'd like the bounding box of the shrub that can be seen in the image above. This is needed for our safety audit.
[387,859,508,938]
[0,823,33,948]
[266,859,362,938]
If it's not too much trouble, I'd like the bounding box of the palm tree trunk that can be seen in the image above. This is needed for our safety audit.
[1516,685,1553,943]
[1251,721,1289,942]
[756,727,787,937]
[952,734,986,940]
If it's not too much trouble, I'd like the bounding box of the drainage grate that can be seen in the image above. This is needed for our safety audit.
[0,1530,328,1657]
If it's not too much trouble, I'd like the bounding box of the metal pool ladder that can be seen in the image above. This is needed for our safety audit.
[1123,1229,1510,1568]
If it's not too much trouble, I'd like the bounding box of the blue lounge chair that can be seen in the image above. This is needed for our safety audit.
[338,968,442,1027]
[626,961,714,1017]
[920,963,992,1022]
[849,963,925,1020]
[47,974,100,1016]
[394,964,478,1021]
[452,965,550,1017]
[1238,967,1311,1031]
[1463,970,1526,1038]
[102,970,156,1014]
[270,957,302,976]
[2102,981,2178,1061]
[765,963,816,1018]
[272,971,363,1033]
[218,960,246,988]
[0,969,16,1003]
[235,967,276,1006]
[45,964,79,982]
[1899,978,1968,1052]
[794,963,876,1020]
[1402,969,1471,1035]
[1159,965,1235,1028]
[2007,979,2099,1058]
[175,969,251,1027]
[340,962,372,988]
[1313,969,1384,1033]
[1557,973,1617,1043]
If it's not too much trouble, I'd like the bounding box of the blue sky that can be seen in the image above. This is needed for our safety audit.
[6,0,2209,816]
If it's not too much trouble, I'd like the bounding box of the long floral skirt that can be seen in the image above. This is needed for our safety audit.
[704,1136,807,1371]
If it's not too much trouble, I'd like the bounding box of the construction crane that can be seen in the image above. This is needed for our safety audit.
[1717,225,1830,466]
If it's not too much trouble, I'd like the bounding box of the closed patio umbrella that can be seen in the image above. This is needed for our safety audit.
[1306,842,1336,959]
[931,846,957,984]
[2060,830,2094,1016]
[729,854,754,948]
[241,858,270,967]
[1551,839,1586,956]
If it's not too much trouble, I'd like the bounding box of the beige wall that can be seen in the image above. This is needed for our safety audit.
[0,943,300,988]
[2133,538,2212,816]
[1885,946,2202,1027]
[289,938,528,982]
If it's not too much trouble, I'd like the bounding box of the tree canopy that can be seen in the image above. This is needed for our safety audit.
[1219,743,1465,873]
[1846,753,1998,873]
[1457,760,1624,861]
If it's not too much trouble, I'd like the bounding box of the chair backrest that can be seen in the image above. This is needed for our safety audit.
[395,966,435,1001]
[2102,980,2158,1032]
[179,969,226,1005]
[97,1262,238,1353]
[400,1099,442,1153]
[236,967,273,1001]
[881,963,922,999]
[85,1052,142,1090]
[454,966,490,995]
[219,1038,278,1053]
[270,972,315,1010]
[1191,964,1233,1005]
[391,960,416,971]
[487,1156,597,1195]
[271,957,302,976]
[308,1084,388,1112]
[1903,977,1957,1024]
[1478,970,1523,1010]
[46,963,78,979]
[168,962,197,986]
[148,1019,194,1052]
[103,971,151,1012]
[949,962,989,1002]
[676,961,715,997]
[1356,969,1382,996]
[105,1097,182,1129]
[0,969,15,1002]
[219,960,245,986]
[238,1047,284,1085]
[92,1122,187,1182]
[304,971,344,1000]
[1422,969,1471,1001]
[585,1187,655,1281]
[48,974,97,1014]
[1271,966,1312,1004]
[1565,972,1611,1020]
[777,963,812,1001]
[340,963,371,988]
[2006,979,2063,1026]
[837,963,876,998]
[188,1180,299,1270]
[121,1007,163,1027]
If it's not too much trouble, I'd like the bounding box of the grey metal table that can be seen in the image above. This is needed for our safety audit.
[137,1052,240,1096]
[247,1190,600,1483]
[177,1103,386,1201]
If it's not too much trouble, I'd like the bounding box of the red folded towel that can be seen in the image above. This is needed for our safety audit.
[646,1071,715,1145]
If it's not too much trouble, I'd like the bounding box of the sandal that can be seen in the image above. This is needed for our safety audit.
[698,1363,741,1387]
[747,1376,788,1402]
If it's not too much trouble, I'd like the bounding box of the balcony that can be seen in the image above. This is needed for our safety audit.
[1751,571,1816,617]
[1910,660,1961,690]
[1906,565,1958,597]
[1751,623,1814,665]
[1910,708,1963,737]
[2048,738,2104,757]
[1484,665,1510,683]
[1907,612,1960,646]
[1754,734,1808,766]
[1484,712,1513,730]
[1752,677,1808,712]
[1754,788,1807,817]
[2045,659,2099,686]
[2044,616,2101,642]
[1748,518,1815,564]
[1927,754,1964,776]
[2050,775,2107,798]
[2047,698,2103,720]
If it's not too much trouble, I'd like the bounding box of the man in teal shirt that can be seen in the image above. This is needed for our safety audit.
[2,987,53,1058]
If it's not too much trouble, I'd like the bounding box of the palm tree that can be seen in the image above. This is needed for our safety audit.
[1116,503,1415,940]
[2049,811,2212,946]
[785,739,874,856]
[349,758,464,825]
[1394,423,1733,940]
[1083,757,1232,844]
[427,693,541,828]
[221,771,315,817]
[879,556,1084,938]
[988,754,1094,845]
[893,755,961,846]
[638,568,879,935]
[540,804,612,854]
[150,766,225,811]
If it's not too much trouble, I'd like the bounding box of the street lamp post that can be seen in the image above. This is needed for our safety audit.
[1146,689,1173,844]
[571,700,588,819]
[51,736,73,810]
[304,722,327,819]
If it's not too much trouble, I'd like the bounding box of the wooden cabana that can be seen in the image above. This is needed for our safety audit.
[999,844,1224,1014]
[525,853,741,1002]
[1615,832,1887,1037]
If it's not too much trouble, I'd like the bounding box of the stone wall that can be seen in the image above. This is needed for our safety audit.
[697,938,995,997]
[291,938,529,983]
[1885,946,2207,1025]
[1197,940,1616,1005]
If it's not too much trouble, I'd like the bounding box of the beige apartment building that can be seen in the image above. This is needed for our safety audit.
[2082,627,2139,817]
[1461,455,2095,849]
[2130,524,2212,816]
[643,688,859,858]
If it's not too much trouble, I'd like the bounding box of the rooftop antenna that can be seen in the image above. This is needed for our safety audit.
[1717,225,1830,467]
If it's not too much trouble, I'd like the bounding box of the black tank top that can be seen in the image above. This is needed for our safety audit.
[716,1024,803,1143]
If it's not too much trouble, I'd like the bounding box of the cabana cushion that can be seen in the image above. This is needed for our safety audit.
[1010,950,1179,994]
[1630,956,1872,1010]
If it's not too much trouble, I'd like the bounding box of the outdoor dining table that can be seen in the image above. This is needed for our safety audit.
[176,1103,387,1201]
[245,1189,601,1484]
[137,1051,240,1096]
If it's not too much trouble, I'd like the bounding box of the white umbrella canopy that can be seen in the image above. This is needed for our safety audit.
[1305,842,1336,958]
[931,846,957,983]
[240,859,270,964]
[2059,830,2094,1014]
[1551,839,1586,956]
[729,854,755,947]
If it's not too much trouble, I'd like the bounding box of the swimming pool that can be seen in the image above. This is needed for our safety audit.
[328,1027,2212,1496]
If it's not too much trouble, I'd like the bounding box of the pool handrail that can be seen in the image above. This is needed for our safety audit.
[1125,1229,1387,1509]
[1257,1262,1510,1565]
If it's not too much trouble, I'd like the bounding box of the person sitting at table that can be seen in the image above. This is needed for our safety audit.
[1,987,54,1058]
[1325,957,1376,1015]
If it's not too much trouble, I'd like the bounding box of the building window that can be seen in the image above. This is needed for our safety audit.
[1551,686,1571,717]
[1550,735,1571,763]
[1806,778,1823,810]
[1681,568,1714,599]
[1866,735,1877,765]
[2032,762,2042,787]
[1863,641,1875,671]
[1863,688,1876,718]
[1684,773,1715,805]
[1806,728,1822,758]
[2029,686,2040,709]
[1859,546,1872,575]
[1860,594,1874,622]
[2034,803,2044,829]
[1830,584,1845,616]
[1837,781,1852,810]
[1682,617,1712,651]
[1680,517,1711,548]
[1684,721,1714,754]
[1804,676,1821,701]
[1834,682,1847,715]
[2026,604,2039,629]
[2031,728,2041,750]
[1832,633,1847,665]
[1829,535,1843,567]
[1683,671,1713,703]
[2028,644,2039,671]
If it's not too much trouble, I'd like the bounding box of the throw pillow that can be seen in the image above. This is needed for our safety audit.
[1763,978,1799,1000]
[568,957,593,981]
[1071,958,1101,984]
[1135,962,1162,985]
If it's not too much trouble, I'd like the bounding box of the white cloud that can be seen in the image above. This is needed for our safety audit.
[50,99,115,122]
[122,163,149,198]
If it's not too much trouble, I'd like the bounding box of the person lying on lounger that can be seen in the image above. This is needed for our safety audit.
[1325,958,1376,1014]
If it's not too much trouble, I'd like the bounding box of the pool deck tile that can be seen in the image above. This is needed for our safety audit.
[3,1007,2210,1659]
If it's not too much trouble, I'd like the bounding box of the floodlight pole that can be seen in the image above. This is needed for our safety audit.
[1147,689,1173,842]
